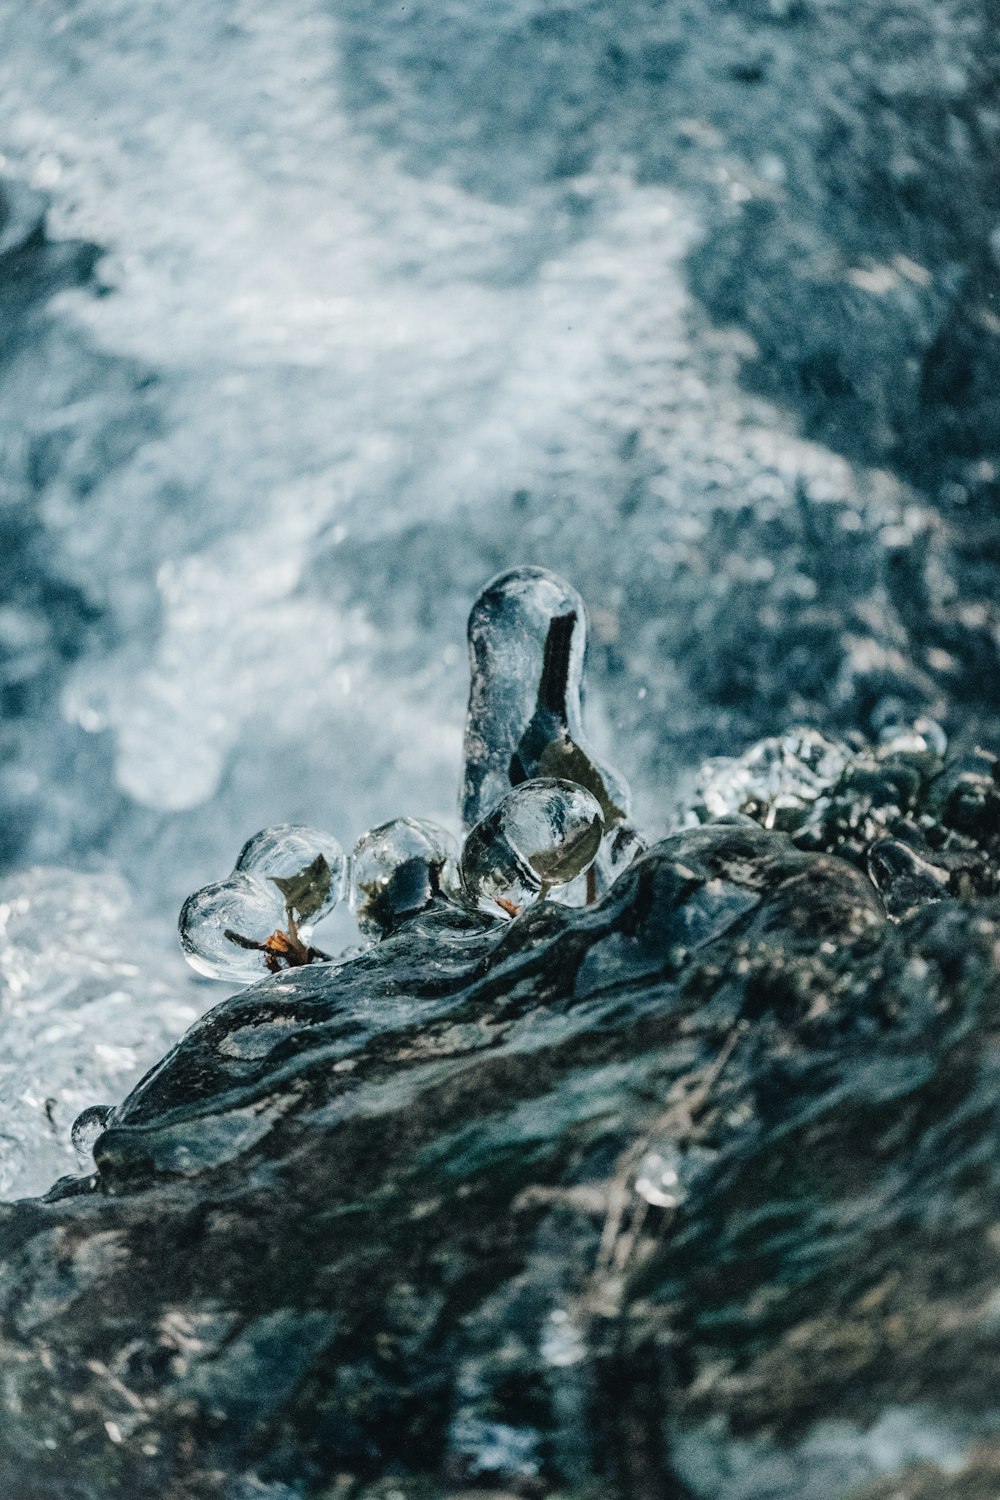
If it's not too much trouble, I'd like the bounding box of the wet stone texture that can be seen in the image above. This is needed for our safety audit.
[4,754,1000,1499]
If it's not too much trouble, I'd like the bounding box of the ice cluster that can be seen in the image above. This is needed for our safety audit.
[177,567,643,980]
[180,824,346,982]
[10,562,987,1200]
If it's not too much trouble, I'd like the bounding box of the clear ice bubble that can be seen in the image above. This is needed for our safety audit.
[349,817,461,940]
[635,1147,684,1209]
[461,567,631,832]
[460,778,604,916]
[635,1142,716,1209]
[178,873,288,983]
[695,727,852,832]
[71,1103,114,1161]
[235,823,346,928]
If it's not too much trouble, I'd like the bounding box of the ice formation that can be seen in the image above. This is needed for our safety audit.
[348,817,460,939]
[460,778,604,914]
[179,823,345,980]
[462,567,631,832]
[176,569,633,967]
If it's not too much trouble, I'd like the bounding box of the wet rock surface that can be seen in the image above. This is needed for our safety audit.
[4,764,1000,1499]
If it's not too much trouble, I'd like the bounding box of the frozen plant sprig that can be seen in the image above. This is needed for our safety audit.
[178,568,641,984]
[179,824,346,982]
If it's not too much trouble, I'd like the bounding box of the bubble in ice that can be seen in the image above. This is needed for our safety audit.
[460,778,604,916]
[462,567,631,832]
[235,824,346,927]
[635,1142,716,1209]
[179,873,288,983]
[349,817,461,940]
[71,1103,114,1160]
[695,727,852,832]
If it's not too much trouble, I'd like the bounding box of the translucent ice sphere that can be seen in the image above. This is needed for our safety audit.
[71,1103,114,1162]
[460,778,604,916]
[235,823,346,927]
[178,873,287,983]
[349,817,461,940]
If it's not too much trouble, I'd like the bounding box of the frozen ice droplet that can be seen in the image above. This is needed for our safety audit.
[462,567,631,831]
[867,838,950,919]
[876,717,948,764]
[235,823,346,927]
[460,778,604,916]
[178,873,287,983]
[634,1142,716,1209]
[349,818,460,940]
[71,1103,113,1160]
[635,1148,683,1209]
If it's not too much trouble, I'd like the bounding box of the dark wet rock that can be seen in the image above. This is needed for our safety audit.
[5,772,1000,1498]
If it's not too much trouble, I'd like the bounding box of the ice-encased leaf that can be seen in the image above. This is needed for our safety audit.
[349,817,461,940]
[462,567,630,831]
[178,874,287,983]
[460,778,604,915]
[269,854,333,924]
[235,825,346,925]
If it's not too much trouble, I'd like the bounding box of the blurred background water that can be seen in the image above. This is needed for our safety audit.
[0,0,998,1195]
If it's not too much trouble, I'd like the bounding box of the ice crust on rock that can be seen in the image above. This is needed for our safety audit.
[10,807,992,1499]
[694,727,854,834]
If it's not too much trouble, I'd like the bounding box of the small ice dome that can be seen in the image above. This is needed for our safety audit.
[635,1149,682,1209]
[349,818,460,940]
[867,837,950,919]
[460,778,604,916]
[876,717,948,761]
[71,1103,114,1160]
[634,1141,716,1209]
[178,873,286,983]
[235,823,346,927]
